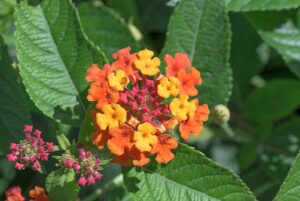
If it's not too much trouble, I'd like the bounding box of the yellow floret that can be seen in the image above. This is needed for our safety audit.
[96,104,127,130]
[157,76,180,98]
[134,49,160,76]
[169,95,196,121]
[108,69,128,91]
[134,122,158,152]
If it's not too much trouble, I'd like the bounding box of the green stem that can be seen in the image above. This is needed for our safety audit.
[220,122,235,139]
[82,174,123,201]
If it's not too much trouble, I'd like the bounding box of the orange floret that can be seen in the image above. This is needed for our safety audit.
[151,134,178,164]
[132,148,150,167]
[165,53,191,77]
[87,81,119,109]
[177,67,202,96]
[112,146,150,167]
[107,124,134,156]
[91,130,111,150]
[179,101,209,140]
[90,110,111,150]
[5,186,25,201]
[86,64,111,82]
[112,47,140,84]
[29,186,50,201]
[86,63,119,107]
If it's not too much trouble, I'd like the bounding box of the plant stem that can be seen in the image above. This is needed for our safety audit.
[220,122,235,139]
[82,174,123,201]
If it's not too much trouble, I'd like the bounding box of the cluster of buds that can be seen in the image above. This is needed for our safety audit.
[61,147,102,186]
[6,125,54,172]
[86,47,210,167]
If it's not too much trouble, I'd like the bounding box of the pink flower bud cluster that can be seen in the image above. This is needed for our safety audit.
[61,147,102,186]
[6,125,54,171]
[119,77,170,126]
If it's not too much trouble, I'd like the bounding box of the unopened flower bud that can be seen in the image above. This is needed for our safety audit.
[64,159,74,168]
[7,154,17,162]
[33,161,41,170]
[213,104,230,125]
[87,175,95,185]
[77,176,87,186]
[14,162,25,170]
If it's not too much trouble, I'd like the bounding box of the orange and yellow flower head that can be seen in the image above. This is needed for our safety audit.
[86,47,209,167]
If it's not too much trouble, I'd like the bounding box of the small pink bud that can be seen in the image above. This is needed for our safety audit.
[77,176,87,186]
[79,148,85,157]
[24,125,33,133]
[14,162,25,170]
[46,142,54,151]
[38,146,45,152]
[7,154,17,162]
[32,161,41,170]
[64,159,74,168]
[38,138,44,146]
[41,153,49,161]
[95,159,101,165]
[87,175,95,185]
[34,129,42,138]
[94,172,102,180]
[86,151,92,157]
[9,143,17,151]
[73,162,80,173]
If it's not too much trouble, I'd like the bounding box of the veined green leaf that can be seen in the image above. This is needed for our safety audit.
[259,21,300,78]
[246,11,300,79]
[245,79,300,124]
[160,0,232,108]
[123,144,256,201]
[226,0,300,12]
[0,35,31,152]
[274,150,300,201]
[46,168,79,201]
[78,3,139,62]
[15,0,107,125]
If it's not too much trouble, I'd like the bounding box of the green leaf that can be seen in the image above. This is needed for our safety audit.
[260,118,300,181]
[230,13,265,95]
[123,144,256,201]
[0,157,16,195]
[246,11,300,79]
[0,35,31,152]
[15,0,107,125]
[106,0,140,24]
[245,79,300,124]
[46,168,79,201]
[78,107,94,148]
[56,133,71,151]
[160,0,232,108]
[78,3,139,62]
[274,150,300,201]
[226,0,300,12]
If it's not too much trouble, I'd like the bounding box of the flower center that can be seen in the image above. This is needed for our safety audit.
[119,78,170,126]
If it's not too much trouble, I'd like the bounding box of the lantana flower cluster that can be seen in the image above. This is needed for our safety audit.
[60,146,102,186]
[86,47,210,166]
[5,185,50,201]
[6,125,54,172]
